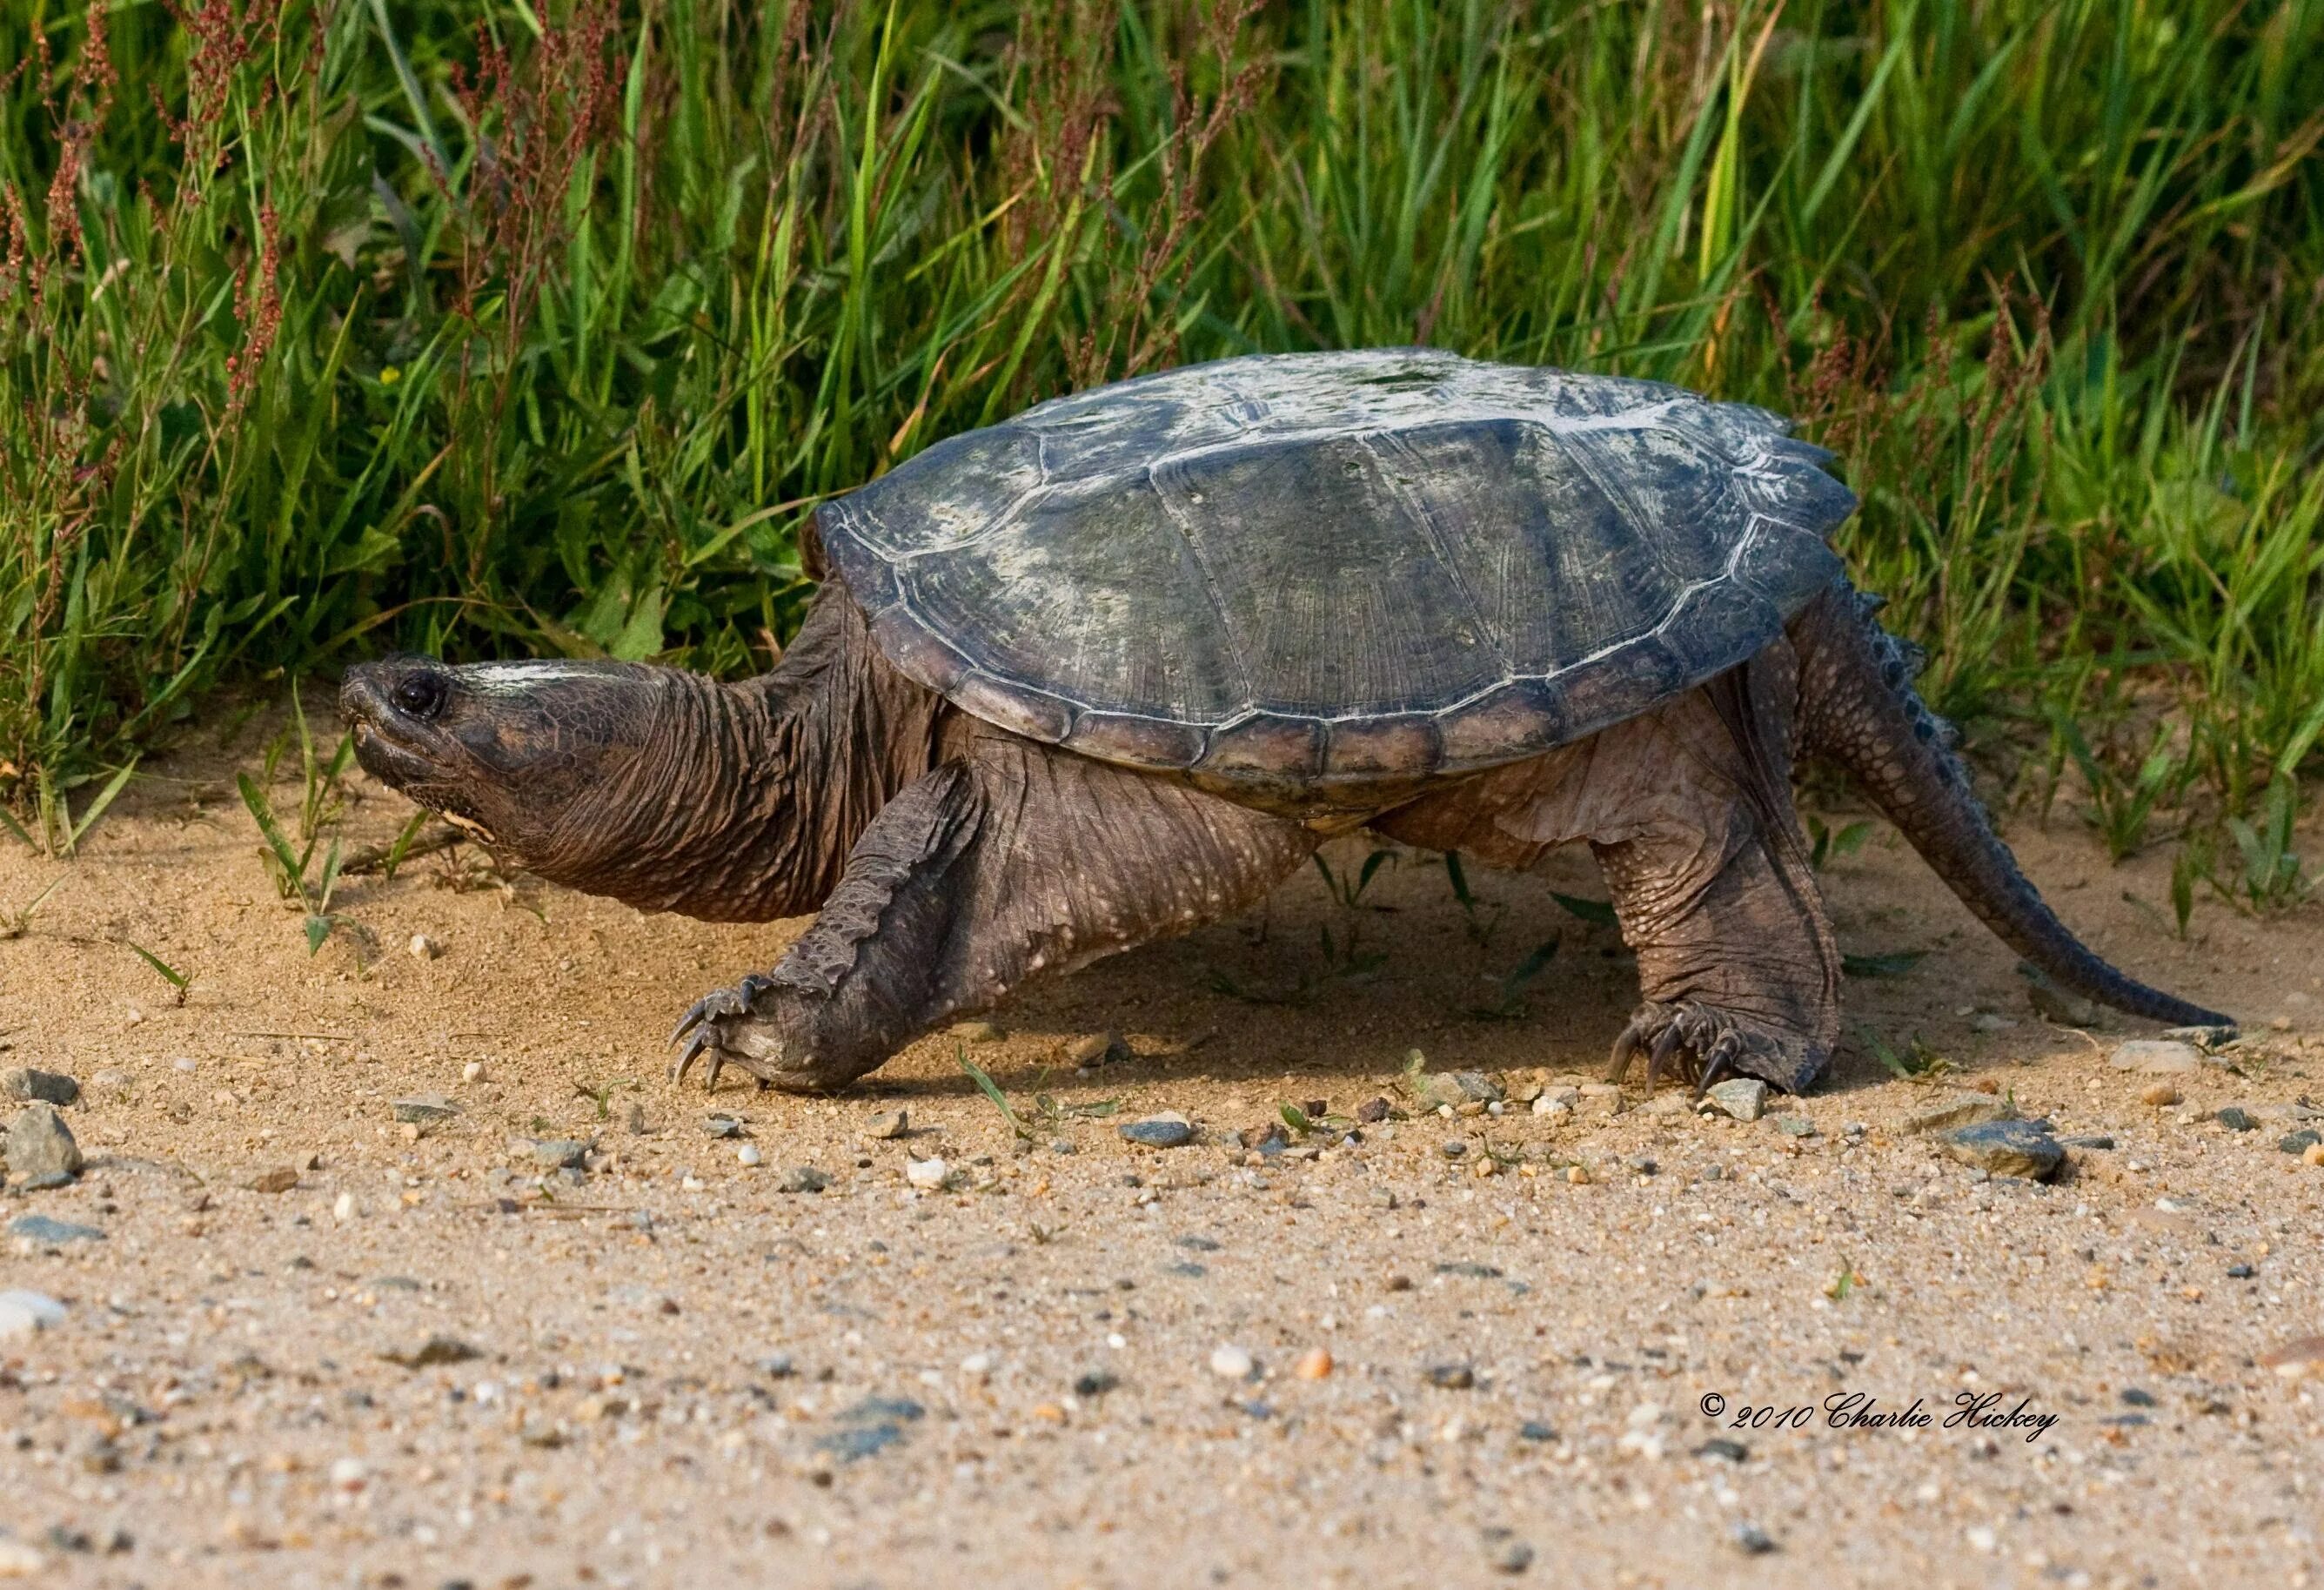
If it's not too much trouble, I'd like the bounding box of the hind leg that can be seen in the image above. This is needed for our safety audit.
[670,729,1319,1092]
[1594,805,1840,1096]
[1376,655,1839,1092]
[1592,662,1841,1093]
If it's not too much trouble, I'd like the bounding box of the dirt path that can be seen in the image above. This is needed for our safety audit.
[2,741,2320,1588]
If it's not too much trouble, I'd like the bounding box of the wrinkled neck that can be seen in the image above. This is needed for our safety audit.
[545,591,944,921]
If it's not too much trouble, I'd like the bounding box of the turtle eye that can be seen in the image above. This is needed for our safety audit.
[392,672,448,721]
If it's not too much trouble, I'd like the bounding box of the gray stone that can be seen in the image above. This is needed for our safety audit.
[1703,1078,1767,1122]
[776,1165,830,1194]
[1401,1058,1502,1112]
[509,1136,592,1170]
[4,1103,82,1184]
[1119,1112,1194,1149]
[2,1067,80,1106]
[705,1115,744,1138]
[378,1335,481,1369]
[1731,1522,1778,1555]
[866,1110,910,1140]
[2280,1130,2322,1156]
[392,1095,460,1124]
[2213,1106,2258,1132]
[9,1214,104,1244]
[1904,1096,2019,1135]
[1941,1119,2065,1181]
[2110,1039,2203,1075]
[1771,1114,1818,1137]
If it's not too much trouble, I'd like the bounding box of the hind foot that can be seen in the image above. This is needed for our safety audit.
[1607,1001,1827,1096]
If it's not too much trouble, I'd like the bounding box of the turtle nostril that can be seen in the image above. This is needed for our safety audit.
[392,673,447,721]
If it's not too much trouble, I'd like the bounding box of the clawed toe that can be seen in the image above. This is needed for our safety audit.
[668,975,782,1090]
[1607,1001,1823,1095]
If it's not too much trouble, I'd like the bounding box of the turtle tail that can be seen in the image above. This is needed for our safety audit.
[1789,581,2232,1030]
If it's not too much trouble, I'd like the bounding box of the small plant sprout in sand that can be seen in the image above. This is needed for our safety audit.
[1864,1030,1953,1083]
[0,762,137,859]
[125,943,191,1005]
[239,682,359,954]
[0,875,66,940]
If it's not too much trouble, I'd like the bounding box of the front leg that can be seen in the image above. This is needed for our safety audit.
[672,734,1318,1092]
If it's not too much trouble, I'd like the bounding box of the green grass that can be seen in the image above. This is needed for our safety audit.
[3,0,2322,903]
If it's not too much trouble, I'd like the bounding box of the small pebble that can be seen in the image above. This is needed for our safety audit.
[2280,1130,2321,1155]
[951,1020,1005,1044]
[333,1191,359,1222]
[1120,1112,1193,1149]
[905,1157,950,1190]
[737,1144,763,1167]
[2111,1039,2202,1074]
[3,1103,82,1184]
[512,1137,590,1171]
[1425,1364,1476,1389]
[378,1335,480,1369]
[1566,1165,1590,1185]
[1732,1522,1777,1554]
[1703,1078,1767,1122]
[706,1115,743,1138]
[1941,1119,2065,1181]
[244,1165,300,1193]
[1441,1139,1467,1158]
[1,1067,79,1106]
[1293,1347,1334,1380]
[1771,1114,1817,1137]
[1488,1539,1535,1575]
[2306,1142,2324,1167]
[391,1095,459,1124]
[2140,1083,2181,1106]
[9,1214,104,1245]
[408,933,441,960]
[867,1110,910,1140]
[1209,1344,1256,1380]
[777,1166,829,1194]
[2213,1106,2257,1132]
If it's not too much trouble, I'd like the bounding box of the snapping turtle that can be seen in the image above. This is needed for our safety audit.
[340,349,2227,1094]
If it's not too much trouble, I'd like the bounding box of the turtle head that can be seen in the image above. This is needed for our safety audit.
[340,654,700,890]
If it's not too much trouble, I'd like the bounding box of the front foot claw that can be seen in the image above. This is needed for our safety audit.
[1607,1001,1826,1096]
[668,975,787,1092]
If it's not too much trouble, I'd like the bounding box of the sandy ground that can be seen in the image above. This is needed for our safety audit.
[1,726,2321,1590]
